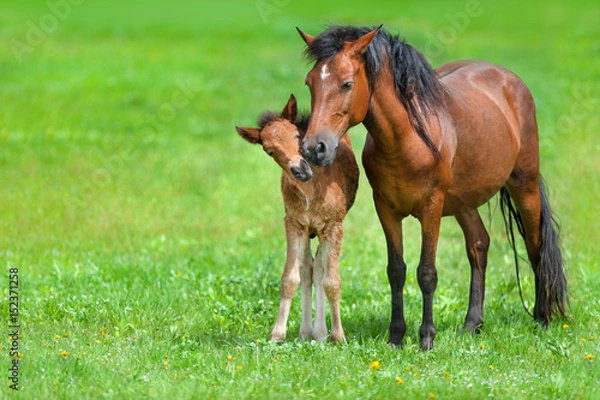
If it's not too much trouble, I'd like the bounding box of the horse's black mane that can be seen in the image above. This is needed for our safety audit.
[304,25,445,158]
[257,110,311,134]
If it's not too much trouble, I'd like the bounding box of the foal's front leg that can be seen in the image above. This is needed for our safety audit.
[271,218,312,341]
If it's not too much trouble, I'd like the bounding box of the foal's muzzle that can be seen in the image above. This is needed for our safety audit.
[290,158,313,182]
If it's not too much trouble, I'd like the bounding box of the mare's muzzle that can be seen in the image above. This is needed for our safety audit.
[301,131,339,167]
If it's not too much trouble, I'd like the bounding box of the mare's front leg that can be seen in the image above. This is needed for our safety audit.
[374,197,407,346]
[271,217,312,341]
[314,222,345,343]
[416,193,444,350]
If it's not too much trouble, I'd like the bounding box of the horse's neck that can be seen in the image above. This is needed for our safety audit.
[363,78,414,154]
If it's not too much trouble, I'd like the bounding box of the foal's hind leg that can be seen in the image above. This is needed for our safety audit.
[312,223,346,343]
[271,218,312,341]
[456,209,490,334]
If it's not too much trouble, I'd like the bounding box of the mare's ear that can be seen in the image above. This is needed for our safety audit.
[281,94,298,123]
[345,25,382,59]
[296,27,315,46]
[235,126,261,144]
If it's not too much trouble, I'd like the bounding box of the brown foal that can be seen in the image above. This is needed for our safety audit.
[236,95,359,342]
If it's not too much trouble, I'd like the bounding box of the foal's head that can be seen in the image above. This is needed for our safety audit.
[236,94,312,182]
[297,26,381,166]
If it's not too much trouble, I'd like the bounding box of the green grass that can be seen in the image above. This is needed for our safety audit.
[1,0,599,398]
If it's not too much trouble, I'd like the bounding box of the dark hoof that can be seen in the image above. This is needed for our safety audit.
[420,336,434,351]
[388,335,403,348]
[460,322,483,335]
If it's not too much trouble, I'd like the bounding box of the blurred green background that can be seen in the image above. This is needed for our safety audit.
[0,0,598,398]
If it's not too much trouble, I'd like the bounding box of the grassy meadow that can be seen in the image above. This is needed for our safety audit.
[0,0,598,398]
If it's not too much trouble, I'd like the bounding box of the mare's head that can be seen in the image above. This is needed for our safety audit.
[236,94,313,182]
[297,25,381,166]
[298,25,445,166]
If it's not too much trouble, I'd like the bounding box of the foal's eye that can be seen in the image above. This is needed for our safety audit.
[268,150,274,157]
[341,81,353,91]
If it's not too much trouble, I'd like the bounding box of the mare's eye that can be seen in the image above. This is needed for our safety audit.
[341,81,353,91]
[268,150,274,157]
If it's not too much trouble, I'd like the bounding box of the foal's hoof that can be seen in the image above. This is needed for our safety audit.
[330,331,346,344]
[270,330,286,342]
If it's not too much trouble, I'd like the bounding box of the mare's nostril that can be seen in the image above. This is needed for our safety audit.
[316,141,327,155]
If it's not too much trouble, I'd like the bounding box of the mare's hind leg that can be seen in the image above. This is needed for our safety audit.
[271,218,312,341]
[455,209,490,334]
[504,177,547,324]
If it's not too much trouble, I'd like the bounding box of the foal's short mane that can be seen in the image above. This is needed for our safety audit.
[304,25,445,158]
[257,110,311,134]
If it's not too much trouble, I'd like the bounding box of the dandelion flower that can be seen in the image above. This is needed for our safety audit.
[584,354,595,360]
[236,365,243,370]
[100,328,106,338]
[396,376,403,384]
[413,371,419,376]
[489,365,495,371]
[163,361,168,366]
[404,367,410,371]
[59,351,69,357]
[227,355,234,361]
[63,333,69,337]
[430,394,436,399]
[164,354,168,359]
[581,338,587,343]
[562,324,569,329]
[443,371,449,379]
[370,361,381,370]
[54,335,61,340]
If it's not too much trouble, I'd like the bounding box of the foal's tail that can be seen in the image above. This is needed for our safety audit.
[499,178,568,325]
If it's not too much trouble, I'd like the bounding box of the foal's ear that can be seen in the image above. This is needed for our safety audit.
[345,24,382,59]
[281,94,298,123]
[296,27,315,46]
[235,126,261,144]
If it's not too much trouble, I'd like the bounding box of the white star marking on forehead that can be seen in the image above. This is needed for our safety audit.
[320,64,330,81]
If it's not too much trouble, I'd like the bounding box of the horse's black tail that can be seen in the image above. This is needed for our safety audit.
[499,178,568,325]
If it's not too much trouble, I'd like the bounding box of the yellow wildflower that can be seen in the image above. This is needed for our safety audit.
[562,324,569,329]
[581,338,587,343]
[413,371,419,376]
[430,394,436,399]
[584,354,595,360]
[443,371,449,378]
[54,335,61,340]
[236,365,243,370]
[59,351,69,357]
[370,360,381,370]
[100,328,106,338]
[489,365,495,371]
[396,376,403,384]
